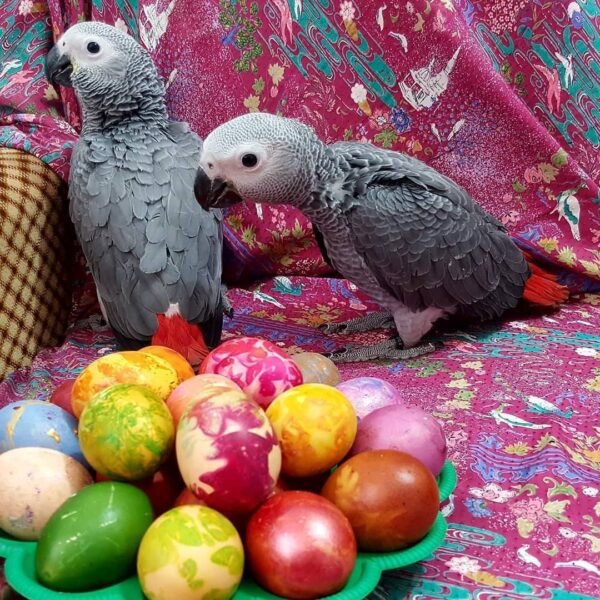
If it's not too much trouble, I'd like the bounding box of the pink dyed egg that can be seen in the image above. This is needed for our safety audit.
[199,337,303,409]
[336,377,406,420]
[166,374,243,425]
[176,394,282,515]
[349,405,447,476]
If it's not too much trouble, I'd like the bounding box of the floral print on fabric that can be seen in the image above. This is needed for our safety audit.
[2,0,599,285]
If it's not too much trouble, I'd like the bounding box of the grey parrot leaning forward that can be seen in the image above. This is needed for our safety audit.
[45,22,229,367]
[193,112,568,363]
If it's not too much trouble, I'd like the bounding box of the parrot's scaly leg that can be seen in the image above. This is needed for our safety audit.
[319,311,395,335]
[325,336,438,363]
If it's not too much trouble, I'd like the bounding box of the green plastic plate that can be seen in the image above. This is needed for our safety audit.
[0,461,457,600]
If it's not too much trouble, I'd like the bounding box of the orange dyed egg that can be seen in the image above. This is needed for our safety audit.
[71,351,179,418]
[140,346,195,383]
[166,374,245,425]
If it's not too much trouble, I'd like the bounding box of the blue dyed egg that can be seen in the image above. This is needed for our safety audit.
[0,401,88,467]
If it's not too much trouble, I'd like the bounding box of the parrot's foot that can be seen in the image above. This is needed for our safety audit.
[319,311,395,335]
[221,285,235,318]
[325,337,440,363]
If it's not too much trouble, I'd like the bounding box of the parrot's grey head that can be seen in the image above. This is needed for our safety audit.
[45,22,165,122]
[194,112,323,211]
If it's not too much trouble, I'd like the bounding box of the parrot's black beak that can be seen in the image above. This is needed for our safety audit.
[194,167,243,210]
[45,45,74,88]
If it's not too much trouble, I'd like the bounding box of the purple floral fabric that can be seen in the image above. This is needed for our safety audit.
[1,0,600,598]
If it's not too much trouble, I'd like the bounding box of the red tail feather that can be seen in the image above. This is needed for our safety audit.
[521,252,569,307]
[151,314,209,369]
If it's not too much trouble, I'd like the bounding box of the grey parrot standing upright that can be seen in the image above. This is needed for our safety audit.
[193,112,568,363]
[45,22,228,367]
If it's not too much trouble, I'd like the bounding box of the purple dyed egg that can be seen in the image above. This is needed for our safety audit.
[349,405,447,476]
[336,377,406,420]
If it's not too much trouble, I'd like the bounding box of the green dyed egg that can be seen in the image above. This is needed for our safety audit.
[79,383,175,481]
[35,481,154,591]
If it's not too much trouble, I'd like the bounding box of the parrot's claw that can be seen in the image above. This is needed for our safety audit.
[221,285,235,318]
[318,311,395,335]
[325,337,440,363]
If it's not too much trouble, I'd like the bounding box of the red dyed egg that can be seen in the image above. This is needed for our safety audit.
[176,395,281,515]
[321,450,439,551]
[245,491,356,599]
[199,337,303,409]
[50,379,77,417]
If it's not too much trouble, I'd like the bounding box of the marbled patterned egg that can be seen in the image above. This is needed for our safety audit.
[176,394,281,515]
[337,377,406,420]
[0,400,87,466]
[71,351,179,418]
[266,383,357,478]
[137,505,244,600]
[79,384,175,481]
[199,337,303,409]
[0,447,92,540]
[167,374,243,425]
[292,352,341,385]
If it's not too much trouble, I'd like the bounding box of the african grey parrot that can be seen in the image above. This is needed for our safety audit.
[193,112,568,363]
[45,22,229,367]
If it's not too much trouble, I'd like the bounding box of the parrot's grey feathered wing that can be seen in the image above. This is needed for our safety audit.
[69,121,223,347]
[340,147,530,320]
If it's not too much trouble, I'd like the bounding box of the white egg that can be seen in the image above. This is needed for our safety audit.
[0,447,92,540]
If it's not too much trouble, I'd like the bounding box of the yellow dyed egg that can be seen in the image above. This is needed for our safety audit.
[71,351,179,418]
[266,383,357,478]
[79,384,175,481]
[292,352,341,385]
[137,505,244,600]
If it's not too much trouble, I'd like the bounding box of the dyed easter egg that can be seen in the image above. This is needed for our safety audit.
[140,346,195,383]
[246,491,356,599]
[174,487,205,508]
[176,395,281,515]
[0,447,92,540]
[292,352,341,386]
[137,505,244,600]
[0,400,87,466]
[337,377,406,420]
[71,350,179,418]
[349,405,447,476]
[50,379,76,416]
[166,374,243,425]
[79,384,175,481]
[36,482,154,591]
[199,337,303,409]
[266,384,357,478]
[322,450,439,551]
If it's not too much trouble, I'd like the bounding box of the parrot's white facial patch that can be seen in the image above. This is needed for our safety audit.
[200,142,268,183]
[56,28,122,73]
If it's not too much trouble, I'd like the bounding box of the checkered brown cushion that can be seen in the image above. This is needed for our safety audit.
[0,148,73,381]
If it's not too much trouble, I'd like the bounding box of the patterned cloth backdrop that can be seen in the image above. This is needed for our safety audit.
[1,1,600,599]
